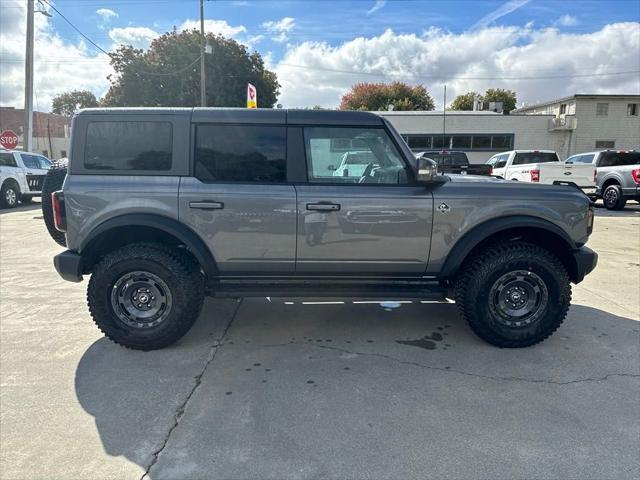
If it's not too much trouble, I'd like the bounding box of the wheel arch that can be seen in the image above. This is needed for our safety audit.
[441,215,580,282]
[1,177,21,191]
[80,214,218,280]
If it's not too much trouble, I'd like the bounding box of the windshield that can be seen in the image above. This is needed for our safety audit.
[513,152,559,165]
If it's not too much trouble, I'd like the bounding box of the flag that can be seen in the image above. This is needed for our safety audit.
[247,83,257,108]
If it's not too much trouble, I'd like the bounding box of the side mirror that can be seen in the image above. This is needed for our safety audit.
[417,157,438,183]
[327,165,336,171]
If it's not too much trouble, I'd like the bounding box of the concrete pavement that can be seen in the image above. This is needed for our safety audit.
[1,202,638,479]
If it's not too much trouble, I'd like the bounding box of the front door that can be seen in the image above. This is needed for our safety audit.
[179,123,297,273]
[295,126,433,274]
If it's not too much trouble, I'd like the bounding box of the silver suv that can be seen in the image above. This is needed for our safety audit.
[566,150,640,210]
[50,108,597,350]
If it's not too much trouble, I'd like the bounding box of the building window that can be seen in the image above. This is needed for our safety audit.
[627,103,639,116]
[402,134,513,151]
[595,140,615,149]
[559,104,567,115]
[596,103,609,116]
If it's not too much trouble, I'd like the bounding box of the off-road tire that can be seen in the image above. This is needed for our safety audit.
[454,241,571,348]
[87,243,205,350]
[602,184,626,210]
[1,181,20,209]
[41,162,68,246]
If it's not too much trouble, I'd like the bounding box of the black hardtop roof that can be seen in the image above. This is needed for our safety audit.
[76,107,384,126]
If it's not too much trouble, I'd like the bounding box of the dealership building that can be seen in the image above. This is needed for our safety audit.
[378,94,640,164]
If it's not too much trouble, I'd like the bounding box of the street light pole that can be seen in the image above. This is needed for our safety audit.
[24,0,34,152]
[199,0,206,107]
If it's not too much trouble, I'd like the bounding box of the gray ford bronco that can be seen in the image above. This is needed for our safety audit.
[51,108,597,350]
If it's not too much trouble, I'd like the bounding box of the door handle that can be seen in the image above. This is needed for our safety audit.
[306,202,340,212]
[189,201,224,210]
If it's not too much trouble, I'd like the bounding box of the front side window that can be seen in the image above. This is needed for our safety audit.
[305,127,408,185]
[21,154,40,169]
[493,154,508,168]
[85,121,172,171]
[195,125,286,183]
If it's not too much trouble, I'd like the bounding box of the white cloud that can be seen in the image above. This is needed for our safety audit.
[471,0,531,30]
[179,19,247,37]
[555,15,579,27]
[261,17,295,43]
[367,0,386,16]
[108,26,159,49]
[96,8,118,20]
[274,23,640,108]
[0,0,111,112]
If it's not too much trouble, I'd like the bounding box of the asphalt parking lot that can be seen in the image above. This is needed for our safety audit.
[1,201,639,480]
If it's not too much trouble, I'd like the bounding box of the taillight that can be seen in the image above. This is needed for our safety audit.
[632,168,640,185]
[51,191,66,232]
[587,205,594,235]
[530,169,540,182]
[593,169,597,183]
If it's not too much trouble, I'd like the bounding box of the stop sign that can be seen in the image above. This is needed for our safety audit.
[0,130,19,150]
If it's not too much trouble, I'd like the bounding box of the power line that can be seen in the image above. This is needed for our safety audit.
[41,0,109,54]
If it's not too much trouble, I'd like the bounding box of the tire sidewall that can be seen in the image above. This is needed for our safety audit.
[461,247,570,346]
[2,184,19,208]
[603,185,622,210]
[90,257,191,344]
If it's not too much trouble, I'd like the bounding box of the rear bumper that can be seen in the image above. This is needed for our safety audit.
[572,246,598,284]
[53,250,83,282]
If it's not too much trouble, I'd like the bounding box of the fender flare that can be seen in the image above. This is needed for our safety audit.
[440,215,577,278]
[80,213,218,278]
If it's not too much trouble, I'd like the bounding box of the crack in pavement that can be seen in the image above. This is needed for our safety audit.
[140,299,243,480]
[263,341,640,386]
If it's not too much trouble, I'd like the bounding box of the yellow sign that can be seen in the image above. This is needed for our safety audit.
[247,83,257,108]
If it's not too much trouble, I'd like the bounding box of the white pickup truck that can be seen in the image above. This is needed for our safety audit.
[486,150,596,197]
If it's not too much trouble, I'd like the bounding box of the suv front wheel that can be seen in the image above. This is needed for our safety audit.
[454,242,571,348]
[87,243,204,350]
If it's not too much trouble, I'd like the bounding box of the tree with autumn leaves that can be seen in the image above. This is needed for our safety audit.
[450,88,517,111]
[339,82,435,111]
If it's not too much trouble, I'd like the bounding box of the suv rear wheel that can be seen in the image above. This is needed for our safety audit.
[87,243,204,350]
[454,241,571,348]
[602,184,626,210]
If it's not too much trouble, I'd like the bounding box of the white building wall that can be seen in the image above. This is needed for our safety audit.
[572,98,640,153]
[379,112,572,163]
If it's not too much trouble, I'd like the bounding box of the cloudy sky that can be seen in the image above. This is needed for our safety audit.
[1,0,639,111]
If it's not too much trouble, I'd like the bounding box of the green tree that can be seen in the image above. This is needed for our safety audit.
[483,88,517,111]
[51,90,98,116]
[450,88,517,111]
[102,30,279,108]
[339,82,435,111]
[450,91,480,111]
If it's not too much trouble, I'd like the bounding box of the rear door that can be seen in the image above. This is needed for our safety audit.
[294,125,433,274]
[19,154,50,193]
[179,120,297,273]
[0,152,22,187]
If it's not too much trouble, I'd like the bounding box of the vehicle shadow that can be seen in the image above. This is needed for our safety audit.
[0,202,41,215]
[74,300,640,477]
[593,200,640,217]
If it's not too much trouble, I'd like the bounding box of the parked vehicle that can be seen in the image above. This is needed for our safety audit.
[50,108,597,351]
[331,151,376,177]
[565,150,640,210]
[416,150,493,176]
[486,150,597,197]
[0,149,52,208]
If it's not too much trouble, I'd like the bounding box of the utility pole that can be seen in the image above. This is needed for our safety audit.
[24,0,34,152]
[442,84,447,149]
[199,0,206,107]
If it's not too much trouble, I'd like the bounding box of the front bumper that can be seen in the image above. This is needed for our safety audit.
[572,246,598,284]
[53,250,83,282]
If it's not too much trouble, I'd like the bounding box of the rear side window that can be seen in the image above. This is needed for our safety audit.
[85,122,172,171]
[598,152,640,167]
[195,125,286,183]
[0,153,17,167]
[513,152,559,165]
[21,154,40,169]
